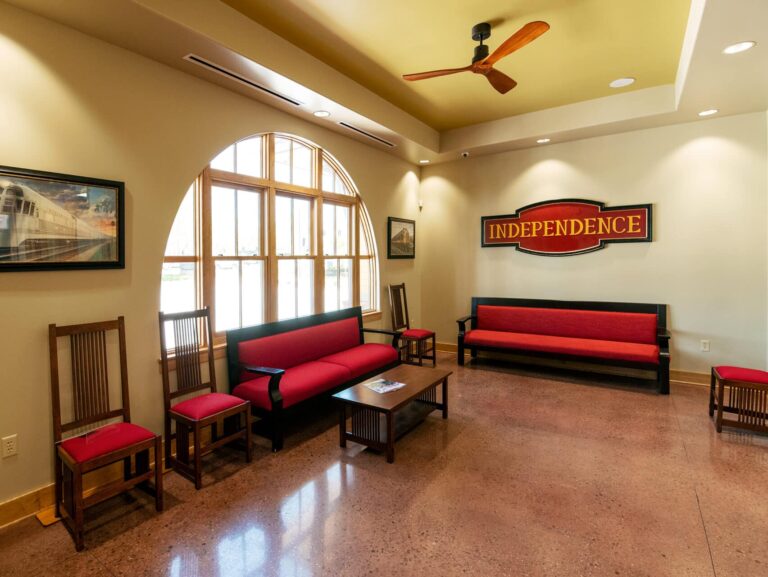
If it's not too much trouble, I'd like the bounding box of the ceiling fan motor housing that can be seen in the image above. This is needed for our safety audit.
[473,44,490,63]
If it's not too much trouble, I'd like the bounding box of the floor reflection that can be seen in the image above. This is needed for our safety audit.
[210,461,355,577]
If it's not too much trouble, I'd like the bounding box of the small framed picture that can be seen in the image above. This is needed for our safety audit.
[387,217,415,259]
[0,165,124,272]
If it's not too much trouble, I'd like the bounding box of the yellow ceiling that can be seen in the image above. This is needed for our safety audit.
[222,0,691,131]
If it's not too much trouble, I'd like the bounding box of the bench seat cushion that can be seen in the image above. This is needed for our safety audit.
[233,361,352,410]
[464,329,659,364]
[171,392,248,421]
[60,422,155,464]
[318,343,399,379]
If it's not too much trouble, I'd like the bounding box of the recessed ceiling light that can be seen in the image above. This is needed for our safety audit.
[723,41,756,55]
[609,77,635,88]
[419,159,430,164]
[313,110,331,118]
[536,138,551,144]
[698,109,719,117]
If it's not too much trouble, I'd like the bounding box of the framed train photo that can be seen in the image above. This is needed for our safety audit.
[387,216,415,259]
[0,165,124,271]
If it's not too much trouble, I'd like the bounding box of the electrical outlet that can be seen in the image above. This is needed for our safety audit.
[700,340,711,353]
[2,434,17,458]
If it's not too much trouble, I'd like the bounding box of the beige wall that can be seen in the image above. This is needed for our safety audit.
[0,4,421,503]
[420,112,768,373]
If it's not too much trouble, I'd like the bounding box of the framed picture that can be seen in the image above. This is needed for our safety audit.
[0,165,124,272]
[387,217,415,259]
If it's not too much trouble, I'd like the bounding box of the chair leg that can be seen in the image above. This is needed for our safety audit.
[154,436,164,512]
[193,423,203,490]
[709,369,716,417]
[54,452,63,519]
[72,469,85,552]
[716,379,726,433]
[164,416,172,469]
[244,408,253,463]
[431,335,436,367]
[176,422,190,466]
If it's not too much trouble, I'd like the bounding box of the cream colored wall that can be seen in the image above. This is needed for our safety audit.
[420,112,768,374]
[0,4,421,503]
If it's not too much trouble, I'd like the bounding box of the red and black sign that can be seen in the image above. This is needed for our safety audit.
[481,199,652,256]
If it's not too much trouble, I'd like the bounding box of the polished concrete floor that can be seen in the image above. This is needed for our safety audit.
[2,353,767,577]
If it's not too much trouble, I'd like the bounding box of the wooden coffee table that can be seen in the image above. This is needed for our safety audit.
[333,365,451,463]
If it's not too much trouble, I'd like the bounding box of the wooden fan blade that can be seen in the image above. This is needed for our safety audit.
[483,21,550,66]
[482,68,517,94]
[403,65,472,81]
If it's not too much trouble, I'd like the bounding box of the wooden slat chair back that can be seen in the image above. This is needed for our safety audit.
[48,317,163,551]
[159,307,251,489]
[387,283,436,367]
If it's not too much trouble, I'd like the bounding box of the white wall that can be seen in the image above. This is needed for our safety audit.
[0,4,421,503]
[420,112,768,373]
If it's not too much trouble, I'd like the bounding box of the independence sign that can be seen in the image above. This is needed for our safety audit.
[481,199,652,256]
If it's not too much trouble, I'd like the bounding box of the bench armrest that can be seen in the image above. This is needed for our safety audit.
[456,315,476,335]
[243,365,285,406]
[362,328,402,349]
[657,329,671,352]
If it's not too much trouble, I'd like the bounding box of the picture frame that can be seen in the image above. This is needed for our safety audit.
[387,217,415,259]
[0,165,125,271]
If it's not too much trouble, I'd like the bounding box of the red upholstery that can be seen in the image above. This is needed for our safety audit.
[319,343,400,379]
[233,361,352,410]
[715,366,768,385]
[60,422,155,464]
[464,329,659,364]
[237,317,360,376]
[402,328,435,339]
[476,305,657,345]
[171,392,247,421]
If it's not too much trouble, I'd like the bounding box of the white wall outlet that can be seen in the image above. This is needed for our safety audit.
[2,434,18,458]
[700,339,711,352]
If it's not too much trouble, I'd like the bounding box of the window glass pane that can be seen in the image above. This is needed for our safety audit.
[339,259,352,309]
[324,259,338,312]
[241,261,264,327]
[335,205,350,256]
[161,262,196,314]
[237,189,260,256]
[236,137,262,178]
[293,198,311,256]
[277,259,296,320]
[211,145,235,172]
[336,179,350,196]
[274,137,291,183]
[215,260,240,331]
[322,204,335,255]
[359,259,372,311]
[212,186,236,256]
[165,185,195,256]
[275,196,292,256]
[297,260,313,317]
[322,160,335,193]
[359,210,371,256]
[292,141,312,187]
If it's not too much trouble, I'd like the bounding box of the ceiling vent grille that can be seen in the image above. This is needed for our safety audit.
[338,122,395,148]
[184,54,302,107]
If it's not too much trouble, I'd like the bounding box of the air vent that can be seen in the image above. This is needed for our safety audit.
[338,122,396,148]
[184,54,302,107]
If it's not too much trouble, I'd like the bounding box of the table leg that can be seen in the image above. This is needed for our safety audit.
[442,377,449,419]
[386,411,394,463]
[339,404,347,448]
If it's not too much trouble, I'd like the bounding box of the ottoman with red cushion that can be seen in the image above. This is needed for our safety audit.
[710,365,768,433]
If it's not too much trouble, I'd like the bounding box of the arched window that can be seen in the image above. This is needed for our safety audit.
[161,133,378,341]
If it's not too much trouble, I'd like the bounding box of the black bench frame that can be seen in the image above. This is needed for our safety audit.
[227,307,401,451]
[457,297,670,394]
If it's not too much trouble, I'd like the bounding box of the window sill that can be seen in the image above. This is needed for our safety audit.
[363,311,382,323]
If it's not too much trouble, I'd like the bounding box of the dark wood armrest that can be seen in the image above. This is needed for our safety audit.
[657,329,671,351]
[456,315,476,335]
[361,328,402,349]
[243,365,285,405]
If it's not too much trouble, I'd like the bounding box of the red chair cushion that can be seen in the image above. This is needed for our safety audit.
[715,366,768,385]
[170,392,247,421]
[233,361,352,410]
[318,343,399,379]
[464,329,660,364]
[237,317,361,377]
[476,305,658,345]
[60,422,155,464]
[402,328,435,339]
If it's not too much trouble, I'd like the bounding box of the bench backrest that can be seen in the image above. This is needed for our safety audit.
[472,298,665,345]
[226,307,364,389]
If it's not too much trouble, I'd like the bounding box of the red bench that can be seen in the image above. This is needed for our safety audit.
[227,307,401,451]
[457,298,670,394]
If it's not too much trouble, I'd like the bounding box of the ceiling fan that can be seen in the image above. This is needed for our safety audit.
[403,21,550,94]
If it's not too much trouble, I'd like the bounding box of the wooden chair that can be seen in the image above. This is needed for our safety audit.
[388,283,436,366]
[48,317,163,552]
[159,307,251,489]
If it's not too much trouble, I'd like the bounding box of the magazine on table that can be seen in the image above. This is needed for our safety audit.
[365,378,406,394]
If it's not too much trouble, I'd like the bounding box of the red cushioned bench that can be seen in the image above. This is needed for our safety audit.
[226,307,401,451]
[457,298,670,394]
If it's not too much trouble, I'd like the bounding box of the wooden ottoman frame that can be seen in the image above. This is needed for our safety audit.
[710,366,768,434]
